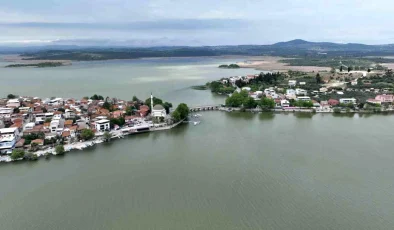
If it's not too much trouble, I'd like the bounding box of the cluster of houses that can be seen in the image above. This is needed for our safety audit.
[226,74,394,109]
[0,94,168,155]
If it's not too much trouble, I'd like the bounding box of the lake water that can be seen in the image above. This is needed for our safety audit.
[1,57,394,230]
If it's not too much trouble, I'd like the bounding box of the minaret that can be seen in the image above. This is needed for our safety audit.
[150,93,154,113]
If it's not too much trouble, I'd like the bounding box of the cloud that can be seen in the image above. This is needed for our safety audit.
[1,0,394,45]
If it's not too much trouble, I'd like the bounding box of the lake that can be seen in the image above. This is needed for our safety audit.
[1,57,394,230]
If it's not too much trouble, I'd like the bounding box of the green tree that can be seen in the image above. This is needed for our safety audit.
[243,97,257,109]
[330,67,335,74]
[45,118,52,123]
[57,108,65,112]
[340,66,343,72]
[11,149,25,160]
[7,94,16,99]
[174,103,189,120]
[80,129,95,140]
[13,107,20,113]
[367,68,371,73]
[260,97,275,111]
[103,131,112,142]
[348,66,352,72]
[316,73,322,84]
[171,110,181,122]
[55,145,65,155]
[102,101,112,111]
[132,96,140,102]
[31,142,39,152]
[24,152,38,161]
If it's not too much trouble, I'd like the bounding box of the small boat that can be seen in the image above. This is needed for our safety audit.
[194,121,200,126]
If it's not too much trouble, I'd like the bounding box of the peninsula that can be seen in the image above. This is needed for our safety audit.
[0,94,189,163]
[5,62,65,68]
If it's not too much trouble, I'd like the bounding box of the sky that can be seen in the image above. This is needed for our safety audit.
[1,0,393,46]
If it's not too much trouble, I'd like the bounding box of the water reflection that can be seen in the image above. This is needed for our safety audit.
[225,111,255,120]
[259,112,275,120]
[293,112,316,119]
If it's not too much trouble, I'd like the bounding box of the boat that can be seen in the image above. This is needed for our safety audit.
[194,121,200,126]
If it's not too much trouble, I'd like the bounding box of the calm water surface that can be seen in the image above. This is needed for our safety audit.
[0,57,394,230]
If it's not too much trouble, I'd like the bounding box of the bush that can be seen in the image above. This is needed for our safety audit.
[55,145,65,155]
[11,149,25,160]
[24,152,38,161]
[80,129,95,140]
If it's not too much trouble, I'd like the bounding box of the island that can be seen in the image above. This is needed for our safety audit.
[218,64,240,69]
[5,62,65,68]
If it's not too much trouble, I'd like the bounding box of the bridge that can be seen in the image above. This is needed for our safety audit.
[189,105,221,112]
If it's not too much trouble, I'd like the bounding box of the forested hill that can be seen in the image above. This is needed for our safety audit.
[15,39,394,61]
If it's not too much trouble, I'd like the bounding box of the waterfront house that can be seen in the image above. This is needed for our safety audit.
[95,119,110,132]
[31,139,44,146]
[281,100,290,107]
[64,109,76,119]
[367,99,381,105]
[328,99,339,106]
[339,98,357,104]
[0,127,20,154]
[375,94,394,103]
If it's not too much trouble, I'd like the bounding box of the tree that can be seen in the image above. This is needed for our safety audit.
[42,107,47,113]
[132,96,140,102]
[24,152,38,161]
[55,145,65,155]
[348,66,352,72]
[45,118,52,123]
[11,149,25,160]
[260,97,275,111]
[103,131,112,142]
[173,103,189,120]
[102,101,112,111]
[57,108,65,112]
[367,68,371,73]
[80,129,95,140]
[340,66,343,72]
[110,117,125,128]
[7,94,16,99]
[243,97,257,109]
[163,102,173,114]
[13,107,20,113]
[90,94,104,100]
[171,110,181,122]
[145,97,163,109]
[330,67,335,74]
[316,73,322,84]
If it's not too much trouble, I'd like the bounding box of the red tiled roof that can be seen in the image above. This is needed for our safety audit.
[31,139,44,145]
[62,131,71,137]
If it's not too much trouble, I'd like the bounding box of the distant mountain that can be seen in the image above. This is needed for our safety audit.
[4,39,394,59]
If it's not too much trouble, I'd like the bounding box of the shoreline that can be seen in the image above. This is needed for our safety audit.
[0,118,185,164]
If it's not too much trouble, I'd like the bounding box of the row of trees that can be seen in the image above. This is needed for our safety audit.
[10,144,65,161]
[225,91,275,110]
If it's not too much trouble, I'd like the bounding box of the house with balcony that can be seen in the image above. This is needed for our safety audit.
[0,127,20,154]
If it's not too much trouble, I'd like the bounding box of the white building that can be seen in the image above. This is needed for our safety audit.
[152,105,167,118]
[295,88,308,96]
[65,109,76,119]
[296,96,311,101]
[48,98,63,106]
[0,127,20,154]
[288,80,297,87]
[241,87,251,92]
[95,119,110,132]
[25,122,35,130]
[19,107,32,113]
[6,99,20,108]
[339,98,357,104]
[50,115,65,134]
[281,100,290,107]
[0,107,13,119]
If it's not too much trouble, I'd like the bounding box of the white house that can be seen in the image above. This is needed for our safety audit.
[281,100,290,107]
[95,119,110,132]
[6,99,20,108]
[288,80,297,87]
[50,115,65,134]
[241,87,251,92]
[296,96,311,101]
[295,88,308,96]
[48,98,63,106]
[65,109,76,119]
[0,127,20,154]
[339,98,356,104]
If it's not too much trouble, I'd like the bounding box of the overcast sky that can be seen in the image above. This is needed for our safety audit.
[1,0,393,46]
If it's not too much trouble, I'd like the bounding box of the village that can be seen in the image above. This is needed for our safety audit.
[0,94,190,162]
[208,68,394,113]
